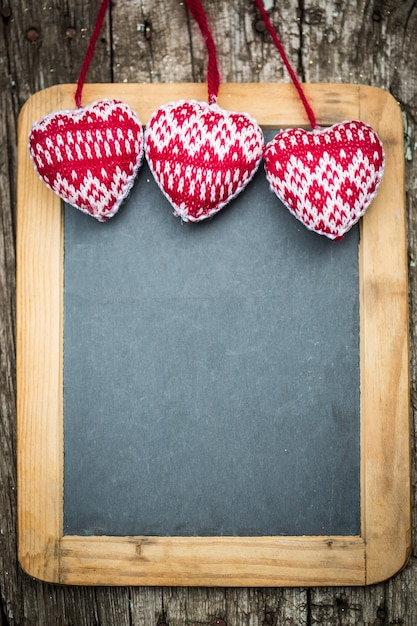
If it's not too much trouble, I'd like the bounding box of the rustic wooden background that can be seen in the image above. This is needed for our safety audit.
[1,0,416,624]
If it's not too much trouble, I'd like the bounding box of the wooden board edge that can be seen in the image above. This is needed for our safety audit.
[58,535,366,587]
[17,87,65,582]
[358,86,411,584]
[18,81,362,127]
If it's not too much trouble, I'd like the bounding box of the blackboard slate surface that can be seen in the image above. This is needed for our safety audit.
[63,131,360,538]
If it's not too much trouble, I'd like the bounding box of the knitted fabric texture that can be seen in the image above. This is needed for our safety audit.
[29,99,144,222]
[145,100,264,222]
[263,120,385,239]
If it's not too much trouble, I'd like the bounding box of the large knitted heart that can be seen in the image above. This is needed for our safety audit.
[29,99,144,222]
[263,120,385,240]
[145,100,264,222]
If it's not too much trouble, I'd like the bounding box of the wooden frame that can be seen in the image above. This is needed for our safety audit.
[17,83,410,586]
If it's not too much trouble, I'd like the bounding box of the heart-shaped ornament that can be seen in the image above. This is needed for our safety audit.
[263,120,385,240]
[29,99,144,222]
[145,100,264,222]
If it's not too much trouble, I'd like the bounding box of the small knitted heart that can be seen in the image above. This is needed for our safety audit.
[145,100,264,222]
[29,99,144,222]
[264,120,385,239]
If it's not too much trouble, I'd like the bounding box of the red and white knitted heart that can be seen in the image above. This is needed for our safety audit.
[255,0,385,239]
[28,0,144,222]
[263,121,385,240]
[145,100,264,222]
[29,99,144,222]
[144,0,263,222]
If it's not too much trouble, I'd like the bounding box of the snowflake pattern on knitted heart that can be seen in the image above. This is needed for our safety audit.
[263,121,385,240]
[29,99,144,222]
[145,100,264,222]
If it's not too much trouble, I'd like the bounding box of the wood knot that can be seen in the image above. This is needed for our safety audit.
[26,27,40,42]
[66,27,77,39]
[304,7,324,25]
[0,6,11,23]
[255,19,266,33]
[264,610,277,626]
[377,607,386,620]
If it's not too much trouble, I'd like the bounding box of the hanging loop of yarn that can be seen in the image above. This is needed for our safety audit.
[184,0,220,104]
[74,0,111,108]
[254,0,317,129]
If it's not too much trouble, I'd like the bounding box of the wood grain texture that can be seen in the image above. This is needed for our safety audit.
[358,86,410,585]
[2,0,417,623]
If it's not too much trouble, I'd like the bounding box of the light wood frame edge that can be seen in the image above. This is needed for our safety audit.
[358,85,411,584]
[16,83,410,587]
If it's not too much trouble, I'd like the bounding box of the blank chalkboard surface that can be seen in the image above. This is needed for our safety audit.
[63,152,360,539]
[17,83,410,587]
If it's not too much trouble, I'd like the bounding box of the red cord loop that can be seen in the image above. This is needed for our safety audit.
[184,0,220,104]
[254,0,317,129]
[75,0,110,108]
[74,0,312,125]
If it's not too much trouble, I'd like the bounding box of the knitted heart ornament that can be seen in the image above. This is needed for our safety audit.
[145,100,264,222]
[263,121,385,239]
[28,0,144,222]
[254,0,385,239]
[144,0,263,222]
[29,99,144,222]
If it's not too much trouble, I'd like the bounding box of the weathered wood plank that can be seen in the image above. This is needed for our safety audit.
[1,0,416,623]
[111,0,301,86]
[4,0,111,107]
[0,15,18,626]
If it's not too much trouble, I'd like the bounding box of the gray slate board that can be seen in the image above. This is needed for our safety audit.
[64,132,360,537]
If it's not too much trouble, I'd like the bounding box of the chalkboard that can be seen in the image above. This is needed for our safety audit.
[17,83,410,587]
[63,149,360,538]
